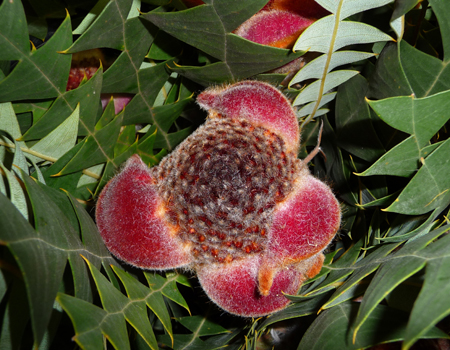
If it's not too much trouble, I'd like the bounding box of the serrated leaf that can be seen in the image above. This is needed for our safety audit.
[58,111,124,175]
[362,90,450,181]
[101,17,156,93]
[27,104,79,164]
[68,0,134,52]
[73,0,111,35]
[142,1,302,85]
[84,259,158,350]
[398,40,450,98]
[0,0,71,101]
[119,60,185,150]
[137,128,167,166]
[369,91,450,147]
[0,190,66,347]
[21,66,103,140]
[57,293,116,350]
[368,42,414,100]
[0,172,116,346]
[385,138,450,215]
[111,266,174,343]
[359,136,432,178]
[142,0,266,60]
[170,35,302,86]
[144,272,190,313]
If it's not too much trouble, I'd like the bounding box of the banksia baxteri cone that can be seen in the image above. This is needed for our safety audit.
[96,81,341,317]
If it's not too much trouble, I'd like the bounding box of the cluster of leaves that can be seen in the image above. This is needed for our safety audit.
[0,0,450,349]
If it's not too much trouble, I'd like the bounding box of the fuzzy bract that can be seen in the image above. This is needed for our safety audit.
[96,80,340,317]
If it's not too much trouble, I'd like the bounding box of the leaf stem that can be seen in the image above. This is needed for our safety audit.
[0,140,101,180]
[302,1,344,128]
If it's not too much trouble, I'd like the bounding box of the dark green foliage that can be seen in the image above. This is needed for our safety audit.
[0,0,450,349]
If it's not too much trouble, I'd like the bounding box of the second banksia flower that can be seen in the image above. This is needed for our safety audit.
[96,81,341,317]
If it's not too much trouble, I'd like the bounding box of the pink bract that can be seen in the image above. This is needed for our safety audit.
[234,10,314,49]
[96,80,341,317]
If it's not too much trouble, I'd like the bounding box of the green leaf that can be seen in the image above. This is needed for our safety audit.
[0,190,66,347]
[295,70,359,105]
[317,0,394,20]
[177,315,229,337]
[0,278,30,350]
[428,0,450,60]
[362,90,450,180]
[303,240,364,298]
[368,42,414,100]
[170,35,301,86]
[0,162,29,220]
[290,51,375,84]
[0,171,116,346]
[72,0,112,35]
[369,91,450,147]
[298,302,448,350]
[297,92,335,118]
[353,257,426,339]
[292,0,394,125]
[67,0,134,52]
[101,17,156,93]
[144,272,190,313]
[398,40,450,98]
[322,243,401,310]
[385,138,450,215]
[294,19,392,54]
[142,1,302,85]
[57,108,124,175]
[142,0,266,60]
[403,235,450,349]
[0,0,71,101]
[56,293,114,350]
[391,0,421,21]
[335,75,385,162]
[84,259,158,350]
[120,60,185,150]
[111,266,174,343]
[21,66,103,140]
[27,104,80,164]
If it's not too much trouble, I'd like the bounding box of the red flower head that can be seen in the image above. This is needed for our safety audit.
[96,81,340,317]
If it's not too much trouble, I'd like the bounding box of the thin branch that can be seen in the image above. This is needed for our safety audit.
[0,140,101,180]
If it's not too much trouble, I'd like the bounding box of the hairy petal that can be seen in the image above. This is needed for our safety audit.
[197,80,300,152]
[197,256,305,317]
[96,155,192,269]
[235,10,314,49]
[266,174,341,264]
